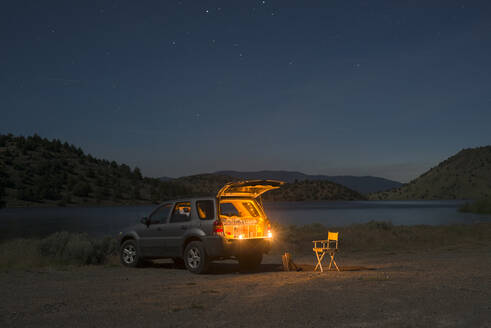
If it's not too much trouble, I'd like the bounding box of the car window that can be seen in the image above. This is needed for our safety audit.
[149,204,172,224]
[170,202,191,223]
[196,200,215,220]
[220,202,240,217]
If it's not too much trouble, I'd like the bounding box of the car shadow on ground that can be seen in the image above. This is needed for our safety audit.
[147,261,284,274]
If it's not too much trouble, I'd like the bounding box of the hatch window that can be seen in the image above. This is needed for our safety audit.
[196,200,215,220]
[220,202,240,217]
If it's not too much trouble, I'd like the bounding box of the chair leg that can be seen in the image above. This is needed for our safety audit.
[314,251,325,272]
[333,259,340,272]
[329,253,340,272]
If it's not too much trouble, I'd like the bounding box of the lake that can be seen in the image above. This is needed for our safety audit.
[1,200,490,240]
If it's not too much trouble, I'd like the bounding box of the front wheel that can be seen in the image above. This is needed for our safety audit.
[184,241,210,274]
[239,253,263,272]
[120,239,143,267]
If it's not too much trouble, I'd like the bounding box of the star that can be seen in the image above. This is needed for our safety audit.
[204,9,209,14]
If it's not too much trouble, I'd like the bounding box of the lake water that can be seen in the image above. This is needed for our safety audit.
[1,200,490,240]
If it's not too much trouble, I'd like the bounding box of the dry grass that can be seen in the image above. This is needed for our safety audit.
[0,232,117,271]
[2,222,491,270]
[271,221,491,256]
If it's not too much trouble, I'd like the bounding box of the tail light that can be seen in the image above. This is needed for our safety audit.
[213,219,224,236]
[267,224,272,238]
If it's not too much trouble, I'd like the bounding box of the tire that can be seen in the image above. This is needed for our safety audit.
[172,257,185,269]
[120,239,143,267]
[183,241,209,274]
[239,252,263,272]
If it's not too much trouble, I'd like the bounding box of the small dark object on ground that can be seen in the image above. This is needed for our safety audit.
[282,252,302,271]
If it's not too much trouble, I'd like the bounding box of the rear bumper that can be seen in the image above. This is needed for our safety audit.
[202,236,272,259]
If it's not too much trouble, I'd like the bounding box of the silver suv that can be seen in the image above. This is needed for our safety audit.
[118,180,284,273]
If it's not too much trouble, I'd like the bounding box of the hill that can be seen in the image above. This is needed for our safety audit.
[0,134,365,207]
[263,180,366,201]
[370,146,491,200]
[214,170,402,194]
[0,134,163,207]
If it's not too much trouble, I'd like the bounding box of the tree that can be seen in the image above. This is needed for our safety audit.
[17,187,38,202]
[0,182,5,208]
[95,187,110,200]
[133,167,142,180]
[72,182,92,197]
[132,185,141,200]
[150,186,160,203]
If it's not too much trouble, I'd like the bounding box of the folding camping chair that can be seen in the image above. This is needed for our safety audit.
[313,231,340,272]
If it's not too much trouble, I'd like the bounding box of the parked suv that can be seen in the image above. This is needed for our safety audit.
[118,180,284,273]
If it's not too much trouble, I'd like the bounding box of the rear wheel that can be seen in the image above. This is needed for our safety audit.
[239,253,263,272]
[184,241,209,274]
[120,240,143,267]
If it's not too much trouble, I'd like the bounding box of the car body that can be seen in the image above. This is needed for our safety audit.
[118,180,284,273]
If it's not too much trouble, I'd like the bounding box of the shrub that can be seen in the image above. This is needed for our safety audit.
[459,198,491,214]
[38,232,117,265]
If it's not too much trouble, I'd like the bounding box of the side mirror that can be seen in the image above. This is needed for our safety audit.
[140,217,149,225]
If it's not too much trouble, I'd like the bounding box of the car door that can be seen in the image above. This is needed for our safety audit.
[161,201,193,256]
[138,203,172,257]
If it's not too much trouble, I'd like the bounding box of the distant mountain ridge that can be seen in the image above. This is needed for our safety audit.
[213,170,402,194]
[162,174,366,201]
[370,146,491,200]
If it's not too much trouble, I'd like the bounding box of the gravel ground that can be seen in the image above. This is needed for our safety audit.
[1,246,490,328]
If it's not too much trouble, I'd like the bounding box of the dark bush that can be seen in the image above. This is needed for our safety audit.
[460,198,491,214]
[38,232,117,265]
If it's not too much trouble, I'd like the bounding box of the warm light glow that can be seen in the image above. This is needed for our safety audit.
[267,231,273,238]
[238,234,244,239]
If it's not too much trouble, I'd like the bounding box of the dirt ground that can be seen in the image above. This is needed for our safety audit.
[1,246,490,328]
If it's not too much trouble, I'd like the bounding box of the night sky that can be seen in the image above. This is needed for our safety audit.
[2,1,491,182]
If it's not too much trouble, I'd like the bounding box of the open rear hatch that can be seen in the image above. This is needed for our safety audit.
[216,180,284,240]
[217,180,284,199]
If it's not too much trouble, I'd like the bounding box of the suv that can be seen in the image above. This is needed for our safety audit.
[118,180,284,273]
